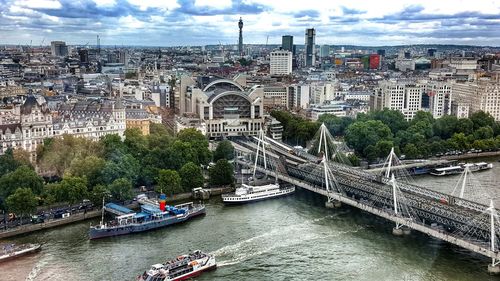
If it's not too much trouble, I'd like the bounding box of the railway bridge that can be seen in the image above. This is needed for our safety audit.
[230,126,500,274]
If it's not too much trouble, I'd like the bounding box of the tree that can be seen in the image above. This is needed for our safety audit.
[0,149,20,178]
[177,128,212,165]
[0,165,44,198]
[470,111,495,130]
[411,111,434,125]
[209,159,234,186]
[90,184,111,207]
[369,109,408,134]
[402,143,419,159]
[124,128,148,158]
[38,135,104,177]
[213,140,234,161]
[108,178,134,202]
[473,126,494,140]
[156,169,182,195]
[179,162,204,192]
[375,140,394,158]
[100,134,126,159]
[345,120,392,156]
[66,156,106,189]
[59,176,88,204]
[433,115,459,139]
[6,188,38,222]
[102,153,140,184]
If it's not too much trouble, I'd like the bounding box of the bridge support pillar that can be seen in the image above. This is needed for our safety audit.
[488,264,500,274]
[325,200,341,209]
[402,227,411,235]
[392,227,404,236]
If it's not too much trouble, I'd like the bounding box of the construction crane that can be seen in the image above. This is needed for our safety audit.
[40,38,45,47]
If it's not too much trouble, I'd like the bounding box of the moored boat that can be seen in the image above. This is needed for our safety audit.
[0,243,41,263]
[430,162,493,176]
[89,197,205,239]
[137,250,216,281]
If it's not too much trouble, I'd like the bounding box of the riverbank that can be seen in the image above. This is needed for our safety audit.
[0,186,234,239]
[437,150,500,161]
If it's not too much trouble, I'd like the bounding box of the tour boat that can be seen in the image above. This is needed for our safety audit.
[137,250,216,281]
[430,162,493,176]
[222,183,295,204]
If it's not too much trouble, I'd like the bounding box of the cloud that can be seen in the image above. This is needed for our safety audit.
[0,0,499,46]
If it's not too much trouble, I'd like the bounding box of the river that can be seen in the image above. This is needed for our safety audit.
[1,157,499,281]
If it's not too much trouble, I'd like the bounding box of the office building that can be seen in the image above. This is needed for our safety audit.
[51,41,68,57]
[305,28,316,67]
[282,35,294,54]
[377,80,424,120]
[270,50,292,76]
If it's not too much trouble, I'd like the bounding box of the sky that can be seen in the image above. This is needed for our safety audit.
[0,0,500,47]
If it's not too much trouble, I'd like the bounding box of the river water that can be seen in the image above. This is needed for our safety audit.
[1,157,499,281]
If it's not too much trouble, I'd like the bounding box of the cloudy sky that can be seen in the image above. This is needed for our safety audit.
[1,0,499,46]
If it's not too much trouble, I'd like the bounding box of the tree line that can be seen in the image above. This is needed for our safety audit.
[272,109,500,163]
[0,124,235,220]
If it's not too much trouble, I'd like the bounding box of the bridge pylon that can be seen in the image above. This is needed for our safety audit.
[390,174,411,236]
[487,200,500,274]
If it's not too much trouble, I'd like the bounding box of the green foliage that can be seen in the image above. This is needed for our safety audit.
[102,153,141,185]
[318,114,353,136]
[38,134,103,177]
[108,178,134,202]
[209,159,234,186]
[177,128,212,165]
[0,165,44,199]
[271,111,320,146]
[368,109,408,133]
[0,149,21,178]
[156,169,182,195]
[402,143,419,159]
[6,188,38,217]
[89,184,111,207]
[58,176,89,204]
[470,111,495,130]
[66,156,106,188]
[213,140,234,161]
[179,162,204,192]
[345,120,392,155]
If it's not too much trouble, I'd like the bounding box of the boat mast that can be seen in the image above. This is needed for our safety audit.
[100,196,105,226]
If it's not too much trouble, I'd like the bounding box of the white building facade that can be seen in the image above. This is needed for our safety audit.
[270,50,293,76]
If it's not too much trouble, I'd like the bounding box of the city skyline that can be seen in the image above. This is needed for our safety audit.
[0,0,499,47]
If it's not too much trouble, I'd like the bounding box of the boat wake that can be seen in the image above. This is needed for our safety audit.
[26,257,48,281]
[213,215,364,267]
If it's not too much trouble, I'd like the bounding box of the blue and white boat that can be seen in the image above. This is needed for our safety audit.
[89,200,205,240]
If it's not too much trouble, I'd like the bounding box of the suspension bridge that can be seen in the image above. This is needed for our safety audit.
[230,124,500,274]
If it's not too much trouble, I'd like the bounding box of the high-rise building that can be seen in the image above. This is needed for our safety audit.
[78,49,89,63]
[270,50,292,76]
[377,49,386,57]
[369,54,381,69]
[320,45,330,58]
[51,41,68,57]
[238,18,243,56]
[282,35,294,54]
[427,48,437,57]
[305,28,316,67]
